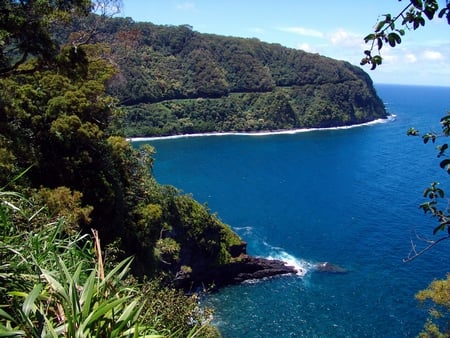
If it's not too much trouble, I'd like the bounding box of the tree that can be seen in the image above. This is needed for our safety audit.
[0,0,92,74]
[363,1,450,336]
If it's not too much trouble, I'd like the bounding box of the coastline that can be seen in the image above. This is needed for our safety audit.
[129,115,395,142]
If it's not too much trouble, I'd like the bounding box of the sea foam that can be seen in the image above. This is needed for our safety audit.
[129,115,395,142]
[266,251,313,277]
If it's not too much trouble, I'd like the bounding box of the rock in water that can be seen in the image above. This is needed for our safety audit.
[175,255,297,290]
[315,262,347,274]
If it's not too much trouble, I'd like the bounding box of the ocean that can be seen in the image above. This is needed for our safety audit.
[134,84,450,337]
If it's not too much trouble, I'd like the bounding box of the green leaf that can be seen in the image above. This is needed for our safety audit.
[0,308,14,322]
[440,159,450,173]
[377,37,383,51]
[432,221,450,235]
[413,15,426,29]
[437,143,448,157]
[80,297,130,331]
[423,133,436,144]
[363,34,375,43]
[80,270,97,320]
[22,283,43,316]
[387,33,402,47]
[0,326,26,337]
[424,0,439,20]
[375,20,386,32]
[411,0,423,9]
[438,6,449,18]
[407,127,420,136]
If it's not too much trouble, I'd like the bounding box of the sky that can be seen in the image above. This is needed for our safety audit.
[119,1,450,86]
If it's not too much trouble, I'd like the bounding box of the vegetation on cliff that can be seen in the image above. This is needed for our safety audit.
[0,1,240,336]
[0,1,387,336]
[56,16,387,136]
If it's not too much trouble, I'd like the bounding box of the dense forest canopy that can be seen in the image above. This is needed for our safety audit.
[0,2,245,336]
[55,15,387,136]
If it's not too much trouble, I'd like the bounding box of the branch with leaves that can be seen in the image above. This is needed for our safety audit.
[402,113,450,261]
[361,0,450,70]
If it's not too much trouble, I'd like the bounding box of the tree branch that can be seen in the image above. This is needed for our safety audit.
[403,231,450,263]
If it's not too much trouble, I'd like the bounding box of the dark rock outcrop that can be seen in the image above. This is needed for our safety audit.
[175,255,297,290]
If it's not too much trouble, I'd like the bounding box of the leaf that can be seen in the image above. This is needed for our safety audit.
[407,127,420,136]
[438,7,449,18]
[440,159,450,173]
[423,133,436,144]
[363,35,375,43]
[424,0,439,20]
[22,283,43,316]
[432,221,450,235]
[377,37,383,51]
[413,15,426,29]
[411,0,423,9]
[0,326,26,337]
[0,308,14,322]
[437,143,448,157]
[375,20,386,32]
[80,270,97,320]
[80,297,130,331]
[387,33,401,47]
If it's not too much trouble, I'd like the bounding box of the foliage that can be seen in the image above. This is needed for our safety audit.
[0,25,243,280]
[0,0,92,74]
[410,115,450,236]
[364,1,450,336]
[361,0,450,69]
[416,274,450,337]
[52,16,387,137]
[0,188,218,337]
[120,84,385,137]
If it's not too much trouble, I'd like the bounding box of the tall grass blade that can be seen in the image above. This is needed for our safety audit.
[80,270,96,320]
[1,166,33,190]
[22,283,43,316]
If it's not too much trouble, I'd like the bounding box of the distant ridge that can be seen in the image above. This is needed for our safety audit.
[63,16,387,136]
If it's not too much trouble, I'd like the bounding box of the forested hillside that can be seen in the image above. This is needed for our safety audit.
[1,6,387,336]
[59,16,387,136]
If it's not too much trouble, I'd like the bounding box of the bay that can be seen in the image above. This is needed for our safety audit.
[135,84,450,337]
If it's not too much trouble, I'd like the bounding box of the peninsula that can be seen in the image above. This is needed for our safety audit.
[89,18,388,136]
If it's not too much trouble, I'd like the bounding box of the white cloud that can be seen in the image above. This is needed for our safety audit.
[422,50,445,61]
[328,28,363,48]
[250,27,265,34]
[176,2,196,11]
[278,26,324,38]
[405,53,417,63]
[297,43,317,53]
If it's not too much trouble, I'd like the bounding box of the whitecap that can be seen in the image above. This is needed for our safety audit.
[128,115,395,142]
[266,251,313,277]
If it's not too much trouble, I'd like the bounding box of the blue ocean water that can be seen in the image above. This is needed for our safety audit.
[135,84,450,337]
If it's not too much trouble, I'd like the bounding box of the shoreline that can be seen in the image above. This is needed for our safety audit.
[130,115,395,142]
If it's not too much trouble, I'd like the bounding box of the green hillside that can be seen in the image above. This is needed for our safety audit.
[61,17,387,136]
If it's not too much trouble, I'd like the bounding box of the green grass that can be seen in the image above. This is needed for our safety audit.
[0,188,220,337]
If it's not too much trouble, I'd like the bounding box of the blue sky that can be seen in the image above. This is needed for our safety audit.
[119,1,450,86]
